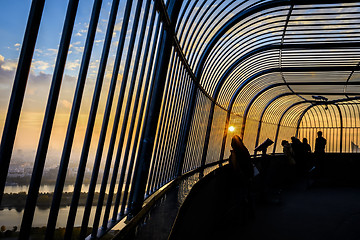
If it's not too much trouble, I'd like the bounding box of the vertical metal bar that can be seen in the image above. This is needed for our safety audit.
[296,105,313,138]
[150,52,177,192]
[91,0,146,235]
[163,58,186,183]
[46,0,119,238]
[139,22,164,196]
[172,73,189,174]
[129,0,183,215]
[126,18,163,212]
[64,0,133,238]
[153,54,179,189]
[218,111,231,163]
[173,74,192,175]
[62,0,121,237]
[84,0,145,237]
[90,0,146,231]
[176,83,198,175]
[130,22,165,200]
[49,0,102,235]
[101,1,157,229]
[37,0,85,239]
[163,66,188,182]
[18,1,77,238]
[200,101,216,175]
[274,103,302,154]
[0,0,45,204]
[335,104,343,153]
[118,4,155,214]
[144,43,172,194]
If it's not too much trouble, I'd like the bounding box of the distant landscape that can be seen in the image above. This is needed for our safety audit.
[1,192,118,211]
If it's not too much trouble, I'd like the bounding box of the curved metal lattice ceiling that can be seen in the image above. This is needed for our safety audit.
[175,0,360,117]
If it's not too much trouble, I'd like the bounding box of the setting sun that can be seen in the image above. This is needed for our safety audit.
[228,126,235,132]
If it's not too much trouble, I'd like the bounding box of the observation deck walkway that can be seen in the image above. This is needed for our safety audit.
[124,154,360,240]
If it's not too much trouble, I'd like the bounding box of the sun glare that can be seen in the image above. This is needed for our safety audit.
[228,126,235,132]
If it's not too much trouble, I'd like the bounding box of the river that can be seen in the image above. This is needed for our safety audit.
[4,183,110,194]
[0,184,125,231]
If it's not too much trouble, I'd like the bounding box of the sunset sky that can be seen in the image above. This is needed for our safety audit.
[0,0,127,166]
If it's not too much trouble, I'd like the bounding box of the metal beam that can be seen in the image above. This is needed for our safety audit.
[129,0,184,216]
[195,0,360,81]
[228,66,360,112]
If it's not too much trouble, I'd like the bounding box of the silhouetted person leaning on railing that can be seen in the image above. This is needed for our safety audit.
[314,131,327,175]
[228,135,254,222]
[230,135,254,184]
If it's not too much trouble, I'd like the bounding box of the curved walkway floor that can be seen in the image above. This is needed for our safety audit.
[169,166,360,240]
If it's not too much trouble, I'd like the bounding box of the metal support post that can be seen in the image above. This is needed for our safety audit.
[129,0,183,216]
[0,0,45,204]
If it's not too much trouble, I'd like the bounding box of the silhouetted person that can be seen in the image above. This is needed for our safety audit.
[229,135,254,220]
[314,131,327,174]
[291,136,306,175]
[302,138,313,170]
[282,140,296,166]
[230,135,254,186]
[281,140,296,184]
[302,138,311,153]
[315,131,326,154]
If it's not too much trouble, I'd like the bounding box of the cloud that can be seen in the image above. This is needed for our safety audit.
[60,99,72,110]
[75,29,87,37]
[0,55,17,71]
[47,48,58,54]
[66,60,80,71]
[14,43,21,47]
[32,60,51,71]
[114,22,122,32]
[0,55,16,85]
[69,42,84,53]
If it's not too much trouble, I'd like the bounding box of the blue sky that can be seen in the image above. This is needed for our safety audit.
[0,0,125,160]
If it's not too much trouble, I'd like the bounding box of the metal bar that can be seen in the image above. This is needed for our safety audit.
[195,0,360,80]
[101,1,158,230]
[127,16,163,214]
[335,104,344,153]
[171,68,191,175]
[155,55,179,187]
[61,0,120,237]
[151,53,178,192]
[163,66,188,182]
[91,0,148,237]
[254,93,296,152]
[18,0,77,238]
[64,0,133,238]
[199,101,216,174]
[129,0,184,215]
[273,101,308,154]
[173,74,193,176]
[83,0,144,237]
[40,0,79,239]
[0,0,45,204]
[156,53,182,188]
[146,50,175,194]
[218,111,231,163]
[142,23,166,196]
[227,66,360,113]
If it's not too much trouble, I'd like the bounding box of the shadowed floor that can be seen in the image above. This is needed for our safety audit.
[169,165,360,240]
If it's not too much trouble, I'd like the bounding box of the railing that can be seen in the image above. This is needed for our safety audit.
[1,1,360,239]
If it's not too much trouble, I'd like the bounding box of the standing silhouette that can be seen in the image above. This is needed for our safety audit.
[314,131,327,174]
